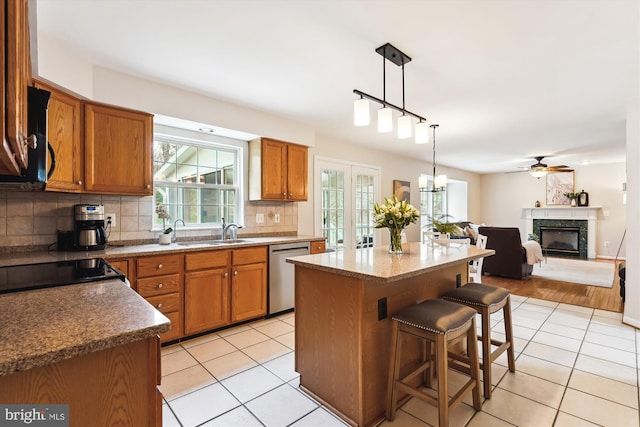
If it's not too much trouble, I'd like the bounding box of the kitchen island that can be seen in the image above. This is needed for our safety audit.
[287,242,493,427]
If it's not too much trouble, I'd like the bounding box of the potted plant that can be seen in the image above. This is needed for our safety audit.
[563,192,580,207]
[425,214,461,236]
[156,204,173,244]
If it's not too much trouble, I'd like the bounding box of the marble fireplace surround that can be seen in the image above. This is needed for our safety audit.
[522,207,602,259]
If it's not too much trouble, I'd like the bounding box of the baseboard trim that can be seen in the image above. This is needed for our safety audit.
[597,255,626,261]
[622,315,640,329]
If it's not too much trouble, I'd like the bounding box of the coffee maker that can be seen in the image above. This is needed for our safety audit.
[74,204,107,250]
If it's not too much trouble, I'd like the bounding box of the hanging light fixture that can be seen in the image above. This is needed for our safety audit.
[430,124,446,192]
[353,43,427,144]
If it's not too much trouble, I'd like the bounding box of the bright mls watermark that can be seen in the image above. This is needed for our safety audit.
[0,405,69,426]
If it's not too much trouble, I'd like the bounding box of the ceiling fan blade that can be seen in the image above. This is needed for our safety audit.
[547,167,573,172]
[548,165,569,169]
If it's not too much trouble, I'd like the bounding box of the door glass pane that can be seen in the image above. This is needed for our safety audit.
[321,169,345,251]
[355,174,375,248]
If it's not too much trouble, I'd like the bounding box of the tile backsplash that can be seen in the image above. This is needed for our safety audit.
[0,191,297,250]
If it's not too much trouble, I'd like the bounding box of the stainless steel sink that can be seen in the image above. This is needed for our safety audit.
[176,239,250,246]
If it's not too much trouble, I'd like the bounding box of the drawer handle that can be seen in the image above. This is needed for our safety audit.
[157,264,163,269]
[157,303,163,308]
[157,283,163,289]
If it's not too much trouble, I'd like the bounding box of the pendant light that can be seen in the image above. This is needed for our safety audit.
[353,97,370,126]
[431,124,446,192]
[415,120,429,144]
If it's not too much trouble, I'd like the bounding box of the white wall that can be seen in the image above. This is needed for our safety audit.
[480,163,627,258]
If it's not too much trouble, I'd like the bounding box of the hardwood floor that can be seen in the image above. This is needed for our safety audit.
[480,259,624,313]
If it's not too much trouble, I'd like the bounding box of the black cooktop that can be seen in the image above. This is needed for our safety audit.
[0,258,126,294]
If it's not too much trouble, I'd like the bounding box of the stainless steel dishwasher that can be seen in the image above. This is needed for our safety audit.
[269,241,310,315]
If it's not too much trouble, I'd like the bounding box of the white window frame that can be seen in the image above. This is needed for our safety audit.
[152,131,244,230]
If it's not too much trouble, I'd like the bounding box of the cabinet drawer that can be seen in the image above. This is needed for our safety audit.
[185,250,229,271]
[137,254,182,277]
[137,274,180,297]
[310,240,326,254]
[160,311,182,343]
[145,293,180,314]
[232,246,267,265]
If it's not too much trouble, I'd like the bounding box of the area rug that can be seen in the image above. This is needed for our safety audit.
[532,257,615,288]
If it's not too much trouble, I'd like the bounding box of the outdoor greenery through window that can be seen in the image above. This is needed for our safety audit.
[153,134,241,228]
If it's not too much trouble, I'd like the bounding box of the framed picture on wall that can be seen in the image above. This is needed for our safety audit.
[546,171,574,205]
[393,180,410,202]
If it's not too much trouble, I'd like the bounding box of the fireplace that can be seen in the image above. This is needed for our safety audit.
[533,219,588,259]
[540,226,580,257]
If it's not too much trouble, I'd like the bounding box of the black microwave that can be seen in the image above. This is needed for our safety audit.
[0,86,55,190]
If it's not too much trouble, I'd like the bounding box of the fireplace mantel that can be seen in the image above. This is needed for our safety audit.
[522,207,602,259]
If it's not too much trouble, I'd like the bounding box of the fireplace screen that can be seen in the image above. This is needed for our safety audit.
[540,227,579,255]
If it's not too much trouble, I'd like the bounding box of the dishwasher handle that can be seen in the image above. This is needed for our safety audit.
[270,246,310,254]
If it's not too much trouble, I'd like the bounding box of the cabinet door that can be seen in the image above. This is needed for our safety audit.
[35,81,83,192]
[231,262,267,323]
[2,0,31,173]
[286,143,308,201]
[84,103,153,195]
[260,138,287,200]
[184,268,230,334]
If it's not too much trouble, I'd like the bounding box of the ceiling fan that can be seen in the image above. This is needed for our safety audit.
[508,156,574,178]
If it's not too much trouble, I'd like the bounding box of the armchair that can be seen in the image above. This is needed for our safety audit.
[478,227,533,280]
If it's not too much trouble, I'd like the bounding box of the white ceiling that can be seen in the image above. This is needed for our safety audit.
[35,0,638,174]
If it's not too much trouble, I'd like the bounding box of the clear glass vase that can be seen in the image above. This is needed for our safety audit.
[388,228,403,254]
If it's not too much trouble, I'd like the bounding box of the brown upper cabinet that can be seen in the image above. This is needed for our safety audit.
[249,137,308,201]
[84,102,153,195]
[32,79,154,196]
[1,0,33,175]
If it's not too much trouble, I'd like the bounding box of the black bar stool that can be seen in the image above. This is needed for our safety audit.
[386,299,482,427]
[442,282,516,399]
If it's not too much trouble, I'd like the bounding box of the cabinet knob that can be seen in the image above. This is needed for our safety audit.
[282,192,286,196]
[157,303,163,308]
[146,184,151,189]
[224,272,228,277]
[289,193,293,196]
[157,283,163,289]
[234,270,238,276]
[77,180,83,185]
[157,264,163,269]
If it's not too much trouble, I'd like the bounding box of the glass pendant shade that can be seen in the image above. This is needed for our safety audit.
[418,175,428,190]
[415,121,429,144]
[530,169,547,179]
[397,115,412,139]
[434,174,447,190]
[353,98,370,126]
[378,107,393,133]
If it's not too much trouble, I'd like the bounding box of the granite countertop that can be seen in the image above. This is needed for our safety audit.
[0,235,325,267]
[287,242,494,283]
[0,279,170,376]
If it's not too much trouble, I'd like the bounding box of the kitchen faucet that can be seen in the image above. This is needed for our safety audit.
[172,219,185,243]
[221,217,243,240]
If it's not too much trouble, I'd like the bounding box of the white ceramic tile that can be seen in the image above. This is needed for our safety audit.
[217,324,252,337]
[531,330,582,352]
[510,313,545,330]
[515,354,572,386]
[201,406,263,426]
[221,365,284,403]
[593,308,623,320]
[161,342,184,355]
[253,319,295,338]
[274,331,295,349]
[162,404,181,427]
[525,298,558,308]
[162,349,199,376]
[160,364,217,401]
[493,321,537,341]
[289,407,350,426]
[223,329,271,349]
[402,395,477,427]
[246,384,318,427]
[584,330,636,352]
[574,354,638,386]
[169,383,240,427]
[480,388,557,426]
[522,342,578,367]
[377,409,433,426]
[579,341,636,368]
[539,322,586,340]
[547,311,591,330]
[186,337,238,362]
[465,411,516,427]
[517,302,555,315]
[201,350,258,381]
[557,303,594,315]
[262,352,300,382]
[587,321,636,341]
[560,388,640,427]
[497,371,565,408]
[553,411,601,427]
[180,332,220,348]
[568,369,639,409]
[242,339,291,364]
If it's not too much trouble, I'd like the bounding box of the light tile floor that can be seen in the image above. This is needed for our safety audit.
[162,296,640,427]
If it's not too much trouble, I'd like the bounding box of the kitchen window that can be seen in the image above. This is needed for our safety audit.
[153,132,242,228]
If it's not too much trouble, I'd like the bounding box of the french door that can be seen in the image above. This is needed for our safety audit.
[314,157,380,251]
